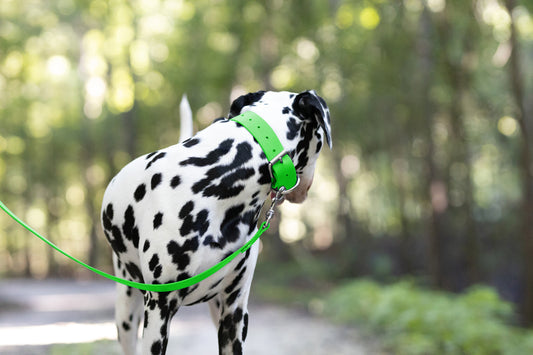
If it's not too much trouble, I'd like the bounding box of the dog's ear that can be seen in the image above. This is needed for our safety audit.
[293,90,332,149]
[228,91,266,118]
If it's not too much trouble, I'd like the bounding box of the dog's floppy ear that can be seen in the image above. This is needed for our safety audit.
[293,90,332,149]
[228,91,266,118]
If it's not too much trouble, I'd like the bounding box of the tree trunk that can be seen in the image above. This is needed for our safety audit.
[81,113,99,269]
[436,2,480,286]
[505,0,533,326]
[332,149,365,275]
[417,6,447,288]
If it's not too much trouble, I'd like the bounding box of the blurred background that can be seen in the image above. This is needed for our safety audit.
[2,0,533,353]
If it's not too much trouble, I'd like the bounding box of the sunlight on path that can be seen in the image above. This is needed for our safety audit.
[0,322,117,346]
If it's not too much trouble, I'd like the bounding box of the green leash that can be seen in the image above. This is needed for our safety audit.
[0,111,298,292]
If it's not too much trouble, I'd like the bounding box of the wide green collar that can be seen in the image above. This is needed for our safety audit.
[231,111,299,192]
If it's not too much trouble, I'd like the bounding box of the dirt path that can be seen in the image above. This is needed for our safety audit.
[0,279,377,354]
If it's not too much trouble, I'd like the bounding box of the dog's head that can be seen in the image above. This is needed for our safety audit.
[228,90,332,203]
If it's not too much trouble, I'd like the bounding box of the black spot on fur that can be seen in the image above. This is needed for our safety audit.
[151,340,162,355]
[182,137,200,148]
[123,205,140,248]
[125,262,144,282]
[149,254,162,279]
[316,140,323,153]
[146,151,158,159]
[102,208,112,231]
[106,203,114,220]
[294,123,315,171]
[229,91,266,118]
[187,293,217,306]
[108,226,127,253]
[227,289,241,306]
[167,238,200,270]
[178,201,209,236]
[242,209,258,235]
[122,321,130,331]
[175,272,192,298]
[210,278,224,290]
[170,175,181,188]
[179,201,194,219]
[234,308,243,322]
[149,254,159,271]
[134,184,146,202]
[218,314,234,348]
[286,117,299,140]
[234,249,250,271]
[144,310,149,329]
[192,142,255,199]
[143,240,151,252]
[243,313,249,341]
[151,173,162,190]
[220,204,245,245]
[201,168,254,199]
[180,139,233,167]
[257,163,271,185]
[225,267,247,294]
[233,340,243,354]
[146,152,166,170]
[153,212,163,230]
[203,235,222,249]
[153,265,162,279]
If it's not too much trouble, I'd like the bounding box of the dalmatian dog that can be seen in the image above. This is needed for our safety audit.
[100,90,332,355]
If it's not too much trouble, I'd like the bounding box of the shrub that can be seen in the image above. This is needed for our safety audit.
[324,279,533,354]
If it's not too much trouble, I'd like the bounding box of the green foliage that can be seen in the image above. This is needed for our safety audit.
[325,280,533,355]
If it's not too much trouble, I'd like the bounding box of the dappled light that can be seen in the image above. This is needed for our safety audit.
[0,322,117,347]
[2,0,533,352]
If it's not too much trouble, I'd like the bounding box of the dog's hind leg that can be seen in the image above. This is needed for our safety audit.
[115,282,143,355]
[141,291,178,355]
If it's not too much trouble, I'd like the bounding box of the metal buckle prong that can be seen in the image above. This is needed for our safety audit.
[268,149,287,181]
[268,149,288,167]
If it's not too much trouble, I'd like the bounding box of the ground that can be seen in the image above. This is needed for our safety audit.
[0,279,379,354]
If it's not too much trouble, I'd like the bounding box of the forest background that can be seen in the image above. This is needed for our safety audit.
[2,0,533,351]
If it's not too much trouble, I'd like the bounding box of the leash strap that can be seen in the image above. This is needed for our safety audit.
[0,199,269,292]
[0,111,298,292]
[231,111,299,191]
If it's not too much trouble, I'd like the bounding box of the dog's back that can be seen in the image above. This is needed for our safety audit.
[101,118,267,301]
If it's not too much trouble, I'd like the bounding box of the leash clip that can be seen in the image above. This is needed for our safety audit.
[264,187,286,227]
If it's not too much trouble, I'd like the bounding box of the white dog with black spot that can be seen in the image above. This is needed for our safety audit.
[101,90,332,355]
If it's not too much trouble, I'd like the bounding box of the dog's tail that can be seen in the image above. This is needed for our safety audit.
[179,94,193,143]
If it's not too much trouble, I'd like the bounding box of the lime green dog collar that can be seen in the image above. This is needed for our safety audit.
[231,111,299,192]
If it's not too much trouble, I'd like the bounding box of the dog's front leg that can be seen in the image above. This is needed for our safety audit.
[141,292,177,355]
[215,247,258,355]
[216,288,251,355]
